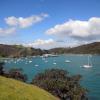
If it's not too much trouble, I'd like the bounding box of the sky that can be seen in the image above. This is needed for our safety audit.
[0,0,100,49]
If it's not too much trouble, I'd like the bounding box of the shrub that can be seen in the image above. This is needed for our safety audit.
[0,62,5,75]
[8,68,27,82]
[32,69,88,100]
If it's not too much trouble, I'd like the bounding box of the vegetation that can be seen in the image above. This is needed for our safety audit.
[0,62,88,100]
[0,42,100,58]
[0,44,48,58]
[0,76,58,100]
[32,69,88,100]
[6,68,27,82]
[0,62,27,82]
[0,62,5,75]
[49,42,100,54]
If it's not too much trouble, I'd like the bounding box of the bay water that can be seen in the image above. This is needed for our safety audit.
[2,54,100,100]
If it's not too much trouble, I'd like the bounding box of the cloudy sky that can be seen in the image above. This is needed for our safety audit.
[0,0,100,49]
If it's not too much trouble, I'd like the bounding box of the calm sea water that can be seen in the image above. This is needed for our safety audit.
[2,54,100,100]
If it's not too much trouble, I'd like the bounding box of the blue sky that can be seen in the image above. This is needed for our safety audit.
[0,0,100,49]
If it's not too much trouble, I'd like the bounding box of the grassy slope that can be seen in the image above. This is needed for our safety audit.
[0,76,58,100]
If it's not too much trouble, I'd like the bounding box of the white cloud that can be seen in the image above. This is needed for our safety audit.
[5,13,48,28]
[23,39,79,49]
[46,17,100,41]
[24,39,55,49]
[0,13,48,36]
[0,27,16,36]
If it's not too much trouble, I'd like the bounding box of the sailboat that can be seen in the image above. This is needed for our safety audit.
[82,55,92,68]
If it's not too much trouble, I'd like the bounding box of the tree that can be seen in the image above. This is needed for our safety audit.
[0,62,5,75]
[32,69,88,100]
[8,68,27,82]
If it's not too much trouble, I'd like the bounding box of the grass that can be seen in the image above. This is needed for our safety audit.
[0,76,59,100]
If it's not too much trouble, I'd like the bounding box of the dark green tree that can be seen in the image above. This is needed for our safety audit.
[8,68,27,82]
[32,69,88,100]
[0,62,5,75]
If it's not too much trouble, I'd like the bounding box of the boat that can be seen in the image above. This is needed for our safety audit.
[53,62,57,65]
[65,60,71,63]
[82,65,92,68]
[29,60,32,63]
[81,55,92,68]
[42,54,58,58]
[34,64,39,67]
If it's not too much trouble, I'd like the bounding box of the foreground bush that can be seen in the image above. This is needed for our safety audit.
[0,62,5,75]
[32,69,88,100]
[0,62,27,82]
[7,68,27,82]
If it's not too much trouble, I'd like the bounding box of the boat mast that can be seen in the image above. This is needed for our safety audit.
[88,55,90,66]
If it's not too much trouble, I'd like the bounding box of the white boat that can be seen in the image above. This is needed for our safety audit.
[82,55,92,68]
[82,65,92,68]
[34,64,39,67]
[42,54,58,58]
[65,60,71,63]
[53,62,57,65]
[29,60,32,63]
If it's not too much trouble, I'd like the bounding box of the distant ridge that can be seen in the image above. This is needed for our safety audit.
[49,42,100,54]
[0,44,48,57]
[0,42,100,57]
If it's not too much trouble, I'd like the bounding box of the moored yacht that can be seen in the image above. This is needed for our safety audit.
[81,55,92,68]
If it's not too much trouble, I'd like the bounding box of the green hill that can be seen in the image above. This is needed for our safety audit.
[0,76,58,100]
[49,42,100,54]
[0,42,100,57]
[0,44,48,57]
